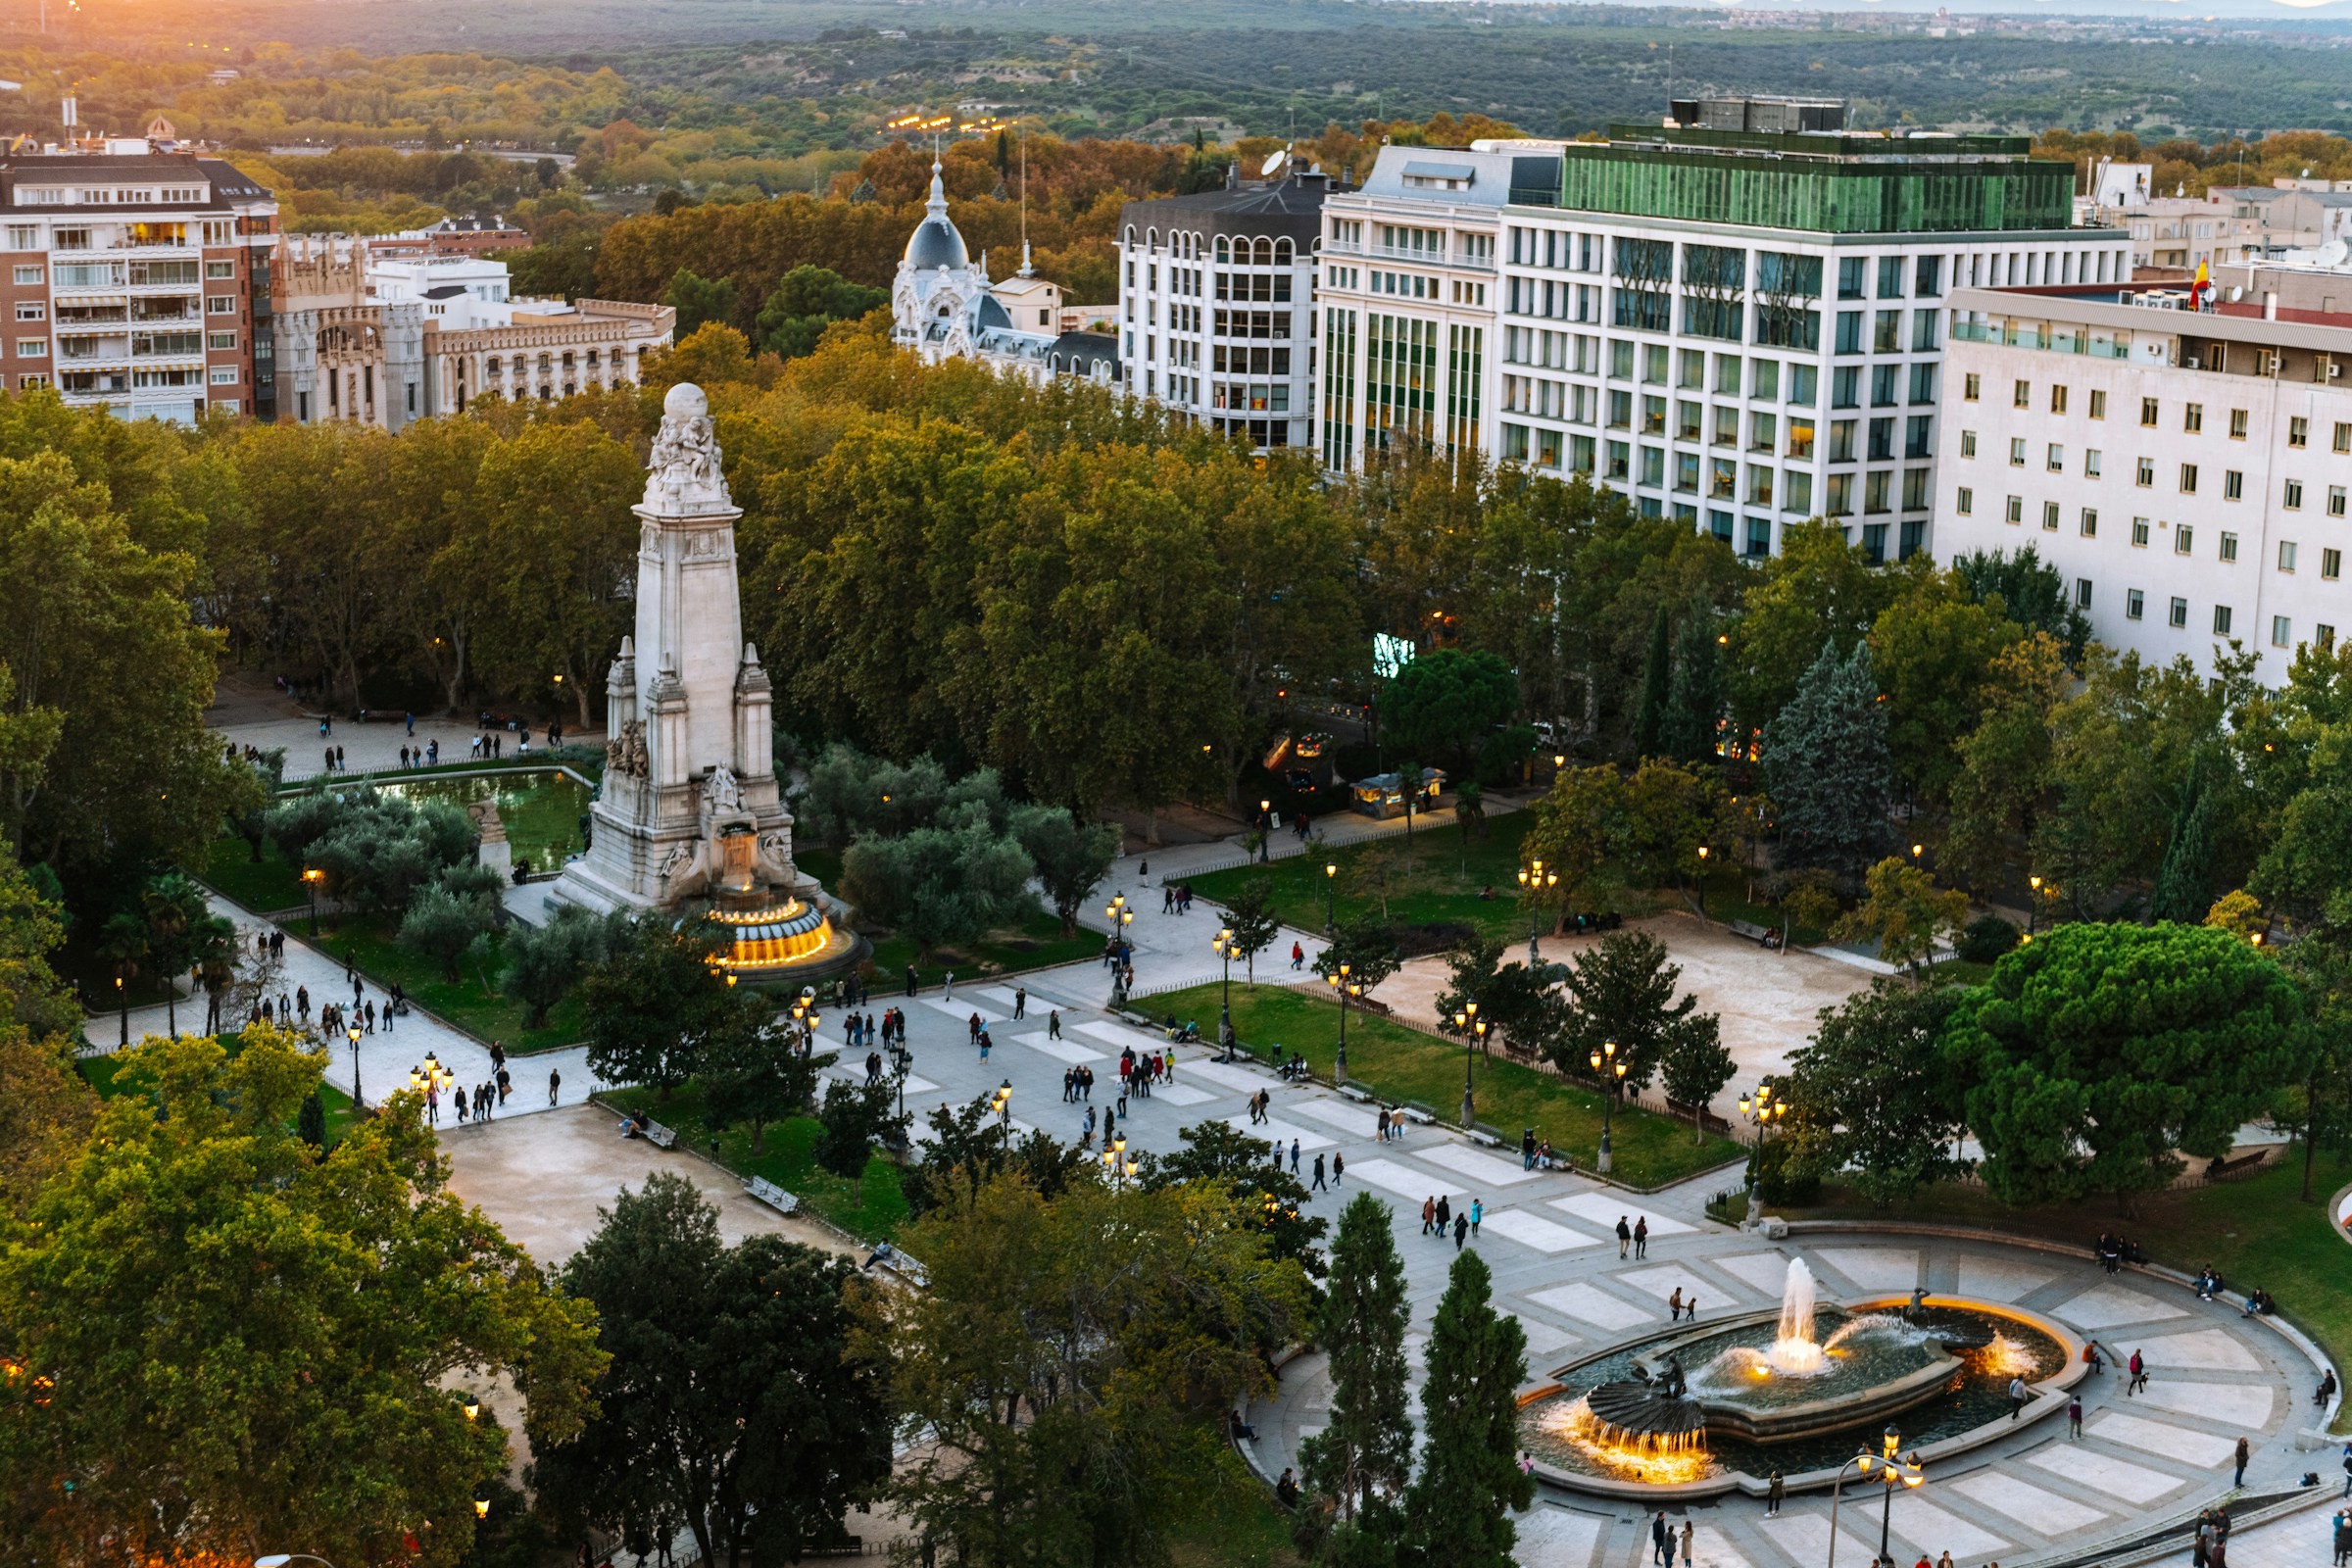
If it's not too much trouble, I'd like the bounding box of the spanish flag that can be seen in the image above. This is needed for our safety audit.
[2189,259,2211,309]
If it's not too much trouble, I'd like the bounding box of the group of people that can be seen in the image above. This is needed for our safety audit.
[845,1006,902,1054]
[1117,1044,1173,1098]
[2189,1503,2234,1568]
[2092,1231,2148,1272]
[1417,1193,1482,1248]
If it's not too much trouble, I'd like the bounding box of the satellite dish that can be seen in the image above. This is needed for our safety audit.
[1261,147,1289,179]
[2323,239,2351,269]
[2229,285,2243,303]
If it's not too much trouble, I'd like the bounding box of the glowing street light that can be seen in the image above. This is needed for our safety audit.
[1324,860,1338,935]
[1326,962,1358,1085]
[1590,1040,1626,1173]
[347,1023,364,1111]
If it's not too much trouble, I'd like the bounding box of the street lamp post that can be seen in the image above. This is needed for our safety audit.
[1323,861,1338,935]
[1589,1039,1625,1173]
[115,972,127,1048]
[1326,962,1356,1085]
[1736,1083,1788,1227]
[1694,844,1710,918]
[993,1078,1013,1127]
[1825,1425,1925,1568]
[1258,799,1272,863]
[1212,925,1236,1060]
[347,1023,364,1111]
[2028,874,2042,936]
[302,866,323,939]
[1453,1001,1481,1129]
[1517,858,1557,965]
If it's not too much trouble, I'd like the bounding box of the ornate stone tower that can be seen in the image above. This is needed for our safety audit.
[553,384,817,959]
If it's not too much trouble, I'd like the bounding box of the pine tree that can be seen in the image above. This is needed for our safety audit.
[2149,758,2218,924]
[1299,1195,1414,1530]
[1402,1250,1532,1568]
[1661,597,1726,765]
[1632,604,1672,760]
[1763,641,1890,877]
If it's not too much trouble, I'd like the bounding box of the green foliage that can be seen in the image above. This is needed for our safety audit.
[538,1172,891,1568]
[1725,518,1895,740]
[296,1089,326,1150]
[1660,597,1727,767]
[1299,1193,1412,1528]
[1313,911,1401,994]
[1401,1249,1531,1568]
[1433,933,1563,1062]
[271,787,480,916]
[0,1029,604,1567]
[1215,876,1282,984]
[1870,570,2021,808]
[1550,929,1716,1096]
[663,266,740,337]
[2149,754,2224,924]
[2253,726,2352,937]
[1951,545,2090,663]
[813,1077,906,1190]
[1784,981,1970,1204]
[839,816,1038,960]
[397,877,498,983]
[578,912,736,1098]
[500,903,615,1027]
[1632,604,1672,760]
[1380,648,1518,773]
[1764,640,1890,877]
[1657,1013,1735,1140]
[1955,913,2021,965]
[755,264,888,360]
[1010,803,1121,937]
[700,1000,826,1155]
[904,1097,1091,1219]
[1143,1119,1328,1279]
[1831,858,1969,976]
[1947,921,2316,1207]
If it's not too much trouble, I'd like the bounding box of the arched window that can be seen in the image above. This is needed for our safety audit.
[1124,224,1137,248]
[1215,236,1230,263]
[1273,236,1294,267]
[1146,227,1158,253]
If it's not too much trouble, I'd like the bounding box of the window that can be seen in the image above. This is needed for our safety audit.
[1956,486,1975,515]
[2169,596,2188,629]
[2085,450,2102,478]
[1961,430,1978,459]
[204,260,234,279]
[2050,385,2069,415]
[2180,464,2198,494]
[1964,372,1981,403]
[2077,578,2093,610]
[2279,541,2299,573]
[2326,625,2340,650]
[2289,416,2310,449]
[2183,403,2203,434]
[1835,312,1864,355]
[1907,416,1933,461]
[2132,516,2151,547]
[2042,501,2061,532]
[11,266,41,286]
[2333,486,2349,518]
[2010,437,2028,467]
[2286,478,2306,510]
[2088,389,2107,419]
[1869,417,1894,463]
[2327,549,2344,581]
[2231,409,2250,441]
[2335,421,2352,455]
[2214,605,2233,637]
[1877,256,1903,298]
[2275,615,2295,648]
[2136,458,2155,488]
[207,296,235,316]
[2005,494,2024,525]
[2013,379,2033,410]
[2176,525,2194,555]
[1908,363,1936,405]
[2081,508,2098,537]
[2,224,32,250]
[1914,255,1941,297]
[2140,397,2159,427]
[13,339,43,359]
[208,366,238,386]
[1838,257,1867,299]
[2047,443,2065,472]
[2220,531,2238,563]
[12,303,40,322]
[2225,470,2244,502]
[1832,367,1860,409]
[207,330,236,351]
[2127,588,2145,620]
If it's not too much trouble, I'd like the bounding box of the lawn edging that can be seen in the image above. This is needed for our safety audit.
[1785,1218,2345,1444]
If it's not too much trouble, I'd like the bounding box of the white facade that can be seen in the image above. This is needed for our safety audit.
[1935,286,2352,680]
[1488,212,2130,562]
[1314,145,1525,472]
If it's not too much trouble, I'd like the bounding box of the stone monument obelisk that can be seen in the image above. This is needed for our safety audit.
[553,383,805,922]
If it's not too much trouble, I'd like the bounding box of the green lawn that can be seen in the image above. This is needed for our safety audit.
[1146,981,1743,1191]
[603,1080,909,1242]
[1169,1448,1298,1568]
[286,911,588,1055]
[80,1040,363,1143]
[1184,815,1550,946]
[205,832,312,912]
[865,906,1104,990]
[1782,1149,2352,1426]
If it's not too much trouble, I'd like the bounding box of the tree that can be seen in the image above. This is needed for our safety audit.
[0,1030,603,1567]
[398,878,497,983]
[1783,983,1970,1205]
[1345,842,1417,922]
[1010,803,1120,937]
[136,870,212,1038]
[2149,754,2225,924]
[1832,858,1969,978]
[1219,877,1281,984]
[814,1078,904,1196]
[1941,633,2069,894]
[1660,597,1726,767]
[1764,640,1889,877]
[1314,912,1401,995]
[1869,572,2019,808]
[663,266,740,337]
[579,913,736,1099]
[1551,929,1710,1095]
[296,1089,326,1151]
[1657,1013,1735,1141]
[904,1098,1090,1219]
[839,818,1036,960]
[2252,726,2352,938]
[538,1173,892,1568]
[1400,1249,1532,1568]
[502,903,613,1027]
[703,999,826,1155]
[1433,935,1563,1062]
[1381,649,1517,773]
[1947,922,2315,1209]
[1951,545,2091,662]
[755,264,888,361]
[1299,1194,1412,1545]
[1142,1120,1328,1278]
[1724,517,1896,739]
[1632,603,1672,760]
[869,1173,1310,1568]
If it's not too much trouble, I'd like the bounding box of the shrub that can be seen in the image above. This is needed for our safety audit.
[1955,913,2021,965]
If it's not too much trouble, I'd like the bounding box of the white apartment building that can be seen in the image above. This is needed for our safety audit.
[1118,168,1343,451]
[1484,101,2129,562]
[1314,144,1539,472]
[1935,283,2352,680]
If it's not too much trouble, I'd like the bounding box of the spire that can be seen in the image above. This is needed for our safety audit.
[927,135,949,219]
[1018,240,1034,278]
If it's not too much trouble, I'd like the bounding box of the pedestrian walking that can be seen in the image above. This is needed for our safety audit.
[1050,1008,1062,1040]
[1377,1107,1390,1141]
[1311,1153,1327,1192]
[1635,1215,1649,1258]
[2008,1374,2028,1420]
[549,1067,561,1106]
[2130,1349,2149,1395]
[1291,940,1303,971]
[1434,1194,1450,1235]
[2331,1509,2350,1567]
[1765,1471,1784,1517]
[1422,1196,1437,1236]
[1649,1511,1670,1567]
[1333,1151,1345,1186]
[1669,1288,1684,1320]
[1453,1212,1468,1250]
[2232,1435,2249,1489]
[2067,1395,2082,1439]
[1469,1198,1482,1238]
[1013,986,1027,1019]
[1617,1215,1633,1259]
[1289,1138,1300,1175]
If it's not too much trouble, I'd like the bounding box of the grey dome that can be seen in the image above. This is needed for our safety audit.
[905,215,968,271]
[975,293,1011,330]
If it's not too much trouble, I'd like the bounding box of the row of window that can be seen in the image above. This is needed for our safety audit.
[2116,591,2332,652]
[1965,433,2352,512]
[1967,377,2352,455]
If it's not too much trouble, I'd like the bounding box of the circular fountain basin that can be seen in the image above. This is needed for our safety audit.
[1520,1294,2084,1500]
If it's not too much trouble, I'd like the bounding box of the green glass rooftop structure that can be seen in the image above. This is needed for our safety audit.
[1550,123,2076,236]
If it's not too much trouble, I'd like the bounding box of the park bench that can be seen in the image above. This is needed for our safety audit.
[1395,1105,1438,1127]
[2204,1150,2269,1182]
[1727,919,1780,948]
[875,1249,929,1288]
[746,1176,800,1215]
[641,1120,678,1150]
